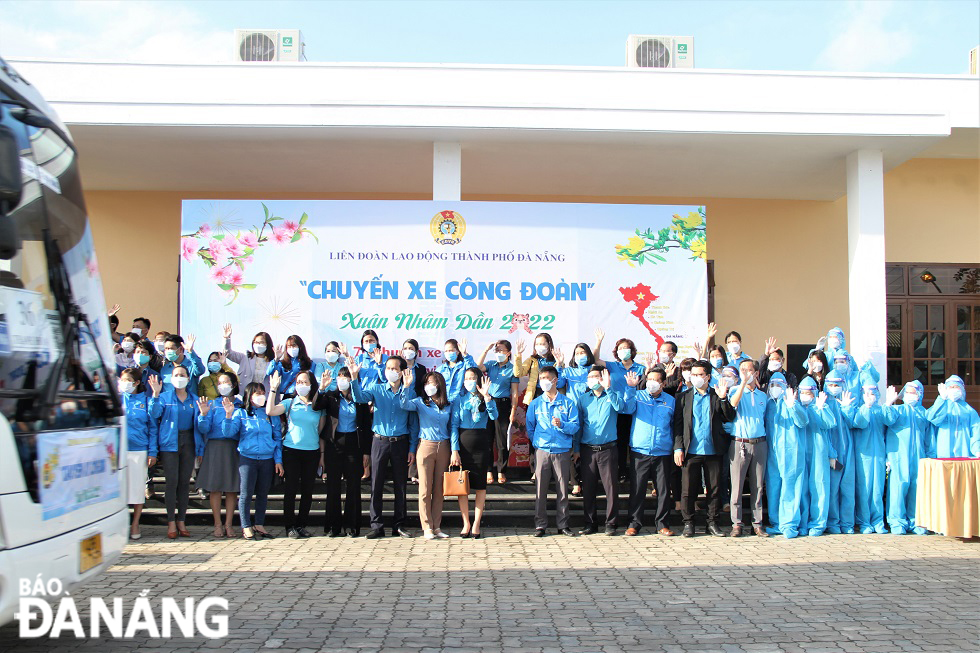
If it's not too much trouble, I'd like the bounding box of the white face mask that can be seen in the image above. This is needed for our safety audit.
[251,394,266,408]
[682,370,691,383]
[800,393,814,405]
[534,344,549,357]
[132,328,143,337]
[826,384,842,397]
[253,343,267,355]
[720,376,735,389]
[337,378,351,393]
[768,359,782,372]
[154,341,166,353]
[121,340,135,353]
[539,378,554,392]
[287,346,300,358]
[948,387,964,402]
[903,392,920,404]
[463,379,477,392]
[647,380,662,395]
[727,342,741,355]
[118,380,135,394]
[863,392,876,406]
[769,386,785,400]
[385,369,401,384]
[324,351,340,364]
[810,361,823,373]
[691,376,707,390]
[617,348,632,361]
[828,336,841,350]
[296,384,312,397]
[495,352,508,363]
[658,352,672,364]
[402,349,417,360]
[172,376,189,389]
[587,378,602,391]
[217,383,233,396]
[424,384,438,397]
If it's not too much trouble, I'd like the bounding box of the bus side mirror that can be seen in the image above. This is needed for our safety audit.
[0,123,22,260]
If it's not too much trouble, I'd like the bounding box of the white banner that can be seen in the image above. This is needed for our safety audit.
[37,427,121,520]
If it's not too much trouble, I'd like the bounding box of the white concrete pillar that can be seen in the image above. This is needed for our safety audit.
[432,142,461,201]
[846,149,887,393]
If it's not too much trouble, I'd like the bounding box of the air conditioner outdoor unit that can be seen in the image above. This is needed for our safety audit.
[235,29,305,62]
[626,35,694,69]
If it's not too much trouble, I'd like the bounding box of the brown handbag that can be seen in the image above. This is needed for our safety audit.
[443,465,470,497]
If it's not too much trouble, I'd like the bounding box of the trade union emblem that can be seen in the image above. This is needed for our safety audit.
[430,210,466,246]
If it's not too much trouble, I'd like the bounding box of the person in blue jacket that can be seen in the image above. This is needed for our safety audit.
[527,366,580,537]
[574,365,624,536]
[148,365,203,539]
[823,370,856,534]
[120,368,157,540]
[798,376,837,536]
[621,367,675,536]
[476,339,519,485]
[449,367,499,538]
[437,338,476,403]
[841,372,888,534]
[313,340,351,394]
[269,334,314,395]
[222,377,284,541]
[558,343,598,498]
[195,371,242,539]
[763,373,808,539]
[927,375,980,458]
[882,381,935,535]
[723,330,752,368]
[160,334,205,389]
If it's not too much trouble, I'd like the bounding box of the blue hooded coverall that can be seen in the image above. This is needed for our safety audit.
[842,372,888,534]
[823,370,856,534]
[882,381,934,535]
[763,373,809,538]
[798,376,837,536]
[926,375,980,458]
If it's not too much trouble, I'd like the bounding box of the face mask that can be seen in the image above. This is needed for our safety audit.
[617,348,632,361]
[402,349,417,360]
[647,380,662,395]
[118,380,135,394]
[539,378,554,392]
[424,384,438,397]
[535,344,549,357]
[217,383,233,396]
[463,379,477,392]
[132,328,143,337]
[296,384,311,397]
[385,369,401,384]
[826,384,842,397]
[172,376,189,389]
[658,352,672,364]
[767,360,782,372]
[727,342,741,355]
[165,350,179,362]
[834,362,848,374]
[863,392,876,406]
[587,378,602,391]
[948,387,964,402]
[576,354,589,367]
[337,378,351,392]
[710,358,723,369]
[121,340,135,353]
[495,352,508,363]
[720,377,734,389]
[364,342,377,353]
[828,337,841,350]
[682,370,691,383]
[253,343,267,355]
[446,351,458,362]
[903,392,920,404]
[691,376,707,390]
[769,386,785,400]
[287,347,300,358]
[325,351,340,364]
[135,353,150,366]
[800,393,814,405]
[251,395,266,408]
[154,342,166,354]
[810,361,823,373]
[208,361,222,374]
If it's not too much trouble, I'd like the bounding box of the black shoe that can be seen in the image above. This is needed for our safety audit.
[578,526,597,535]
[257,530,276,540]
[682,523,695,538]
[365,529,385,539]
[346,529,360,538]
[297,527,313,538]
[560,528,575,537]
[604,527,617,536]
[533,528,547,537]
[394,528,413,538]
[286,527,300,539]
[707,522,727,537]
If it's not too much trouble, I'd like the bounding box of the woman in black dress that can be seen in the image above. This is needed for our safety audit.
[450,367,498,538]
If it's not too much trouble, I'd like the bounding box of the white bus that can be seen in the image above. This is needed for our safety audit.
[0,56,128,626]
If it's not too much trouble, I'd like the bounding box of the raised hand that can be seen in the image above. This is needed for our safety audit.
[705,322,717,342]
[785,387,797,405]
[816,392,828,409]
[840,390,854,406]
[594,327,605,343]
[197,396,211,416]
[715,382,728,399]
[217,351,227,366]
[147,375,163,397]
[185,333,196,351]
[222,396,235,417]
[601,368,612,390]
[664,362,676,377]
[937,382,947,399]
[320,369,333,390]
[402,367,414,387]
[108,303,121,317]
[693,340,704,358]
[816,336,828,351]
[222,323,232,339]
[347,359,361,379]
[642,352,654,369]
[625,370,640,387]
[270,371,282,392]
[554,348,565,367]
[371,347,384,364]
[478,375,492,400]
[885,386,899,406]
[515,339,526,357]
[764,337,777,356]
[459,338,468,357]
[274,344,285,360]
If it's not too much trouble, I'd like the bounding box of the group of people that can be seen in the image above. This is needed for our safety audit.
[109,308,980,542]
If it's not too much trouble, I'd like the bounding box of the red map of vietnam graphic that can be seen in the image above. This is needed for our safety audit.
[619,283,665,349]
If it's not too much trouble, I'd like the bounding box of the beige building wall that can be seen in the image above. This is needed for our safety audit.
[85,156,975,355]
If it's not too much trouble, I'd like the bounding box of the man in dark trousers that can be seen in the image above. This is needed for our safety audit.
[672,360,736,537]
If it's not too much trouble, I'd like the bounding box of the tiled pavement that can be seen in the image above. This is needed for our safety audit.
[2,526,977,653]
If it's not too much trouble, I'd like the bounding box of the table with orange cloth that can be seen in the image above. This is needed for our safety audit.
[915,458,980,537]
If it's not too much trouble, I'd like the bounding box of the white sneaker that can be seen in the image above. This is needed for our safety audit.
[423,530,436,540]
[434,530,450,539]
